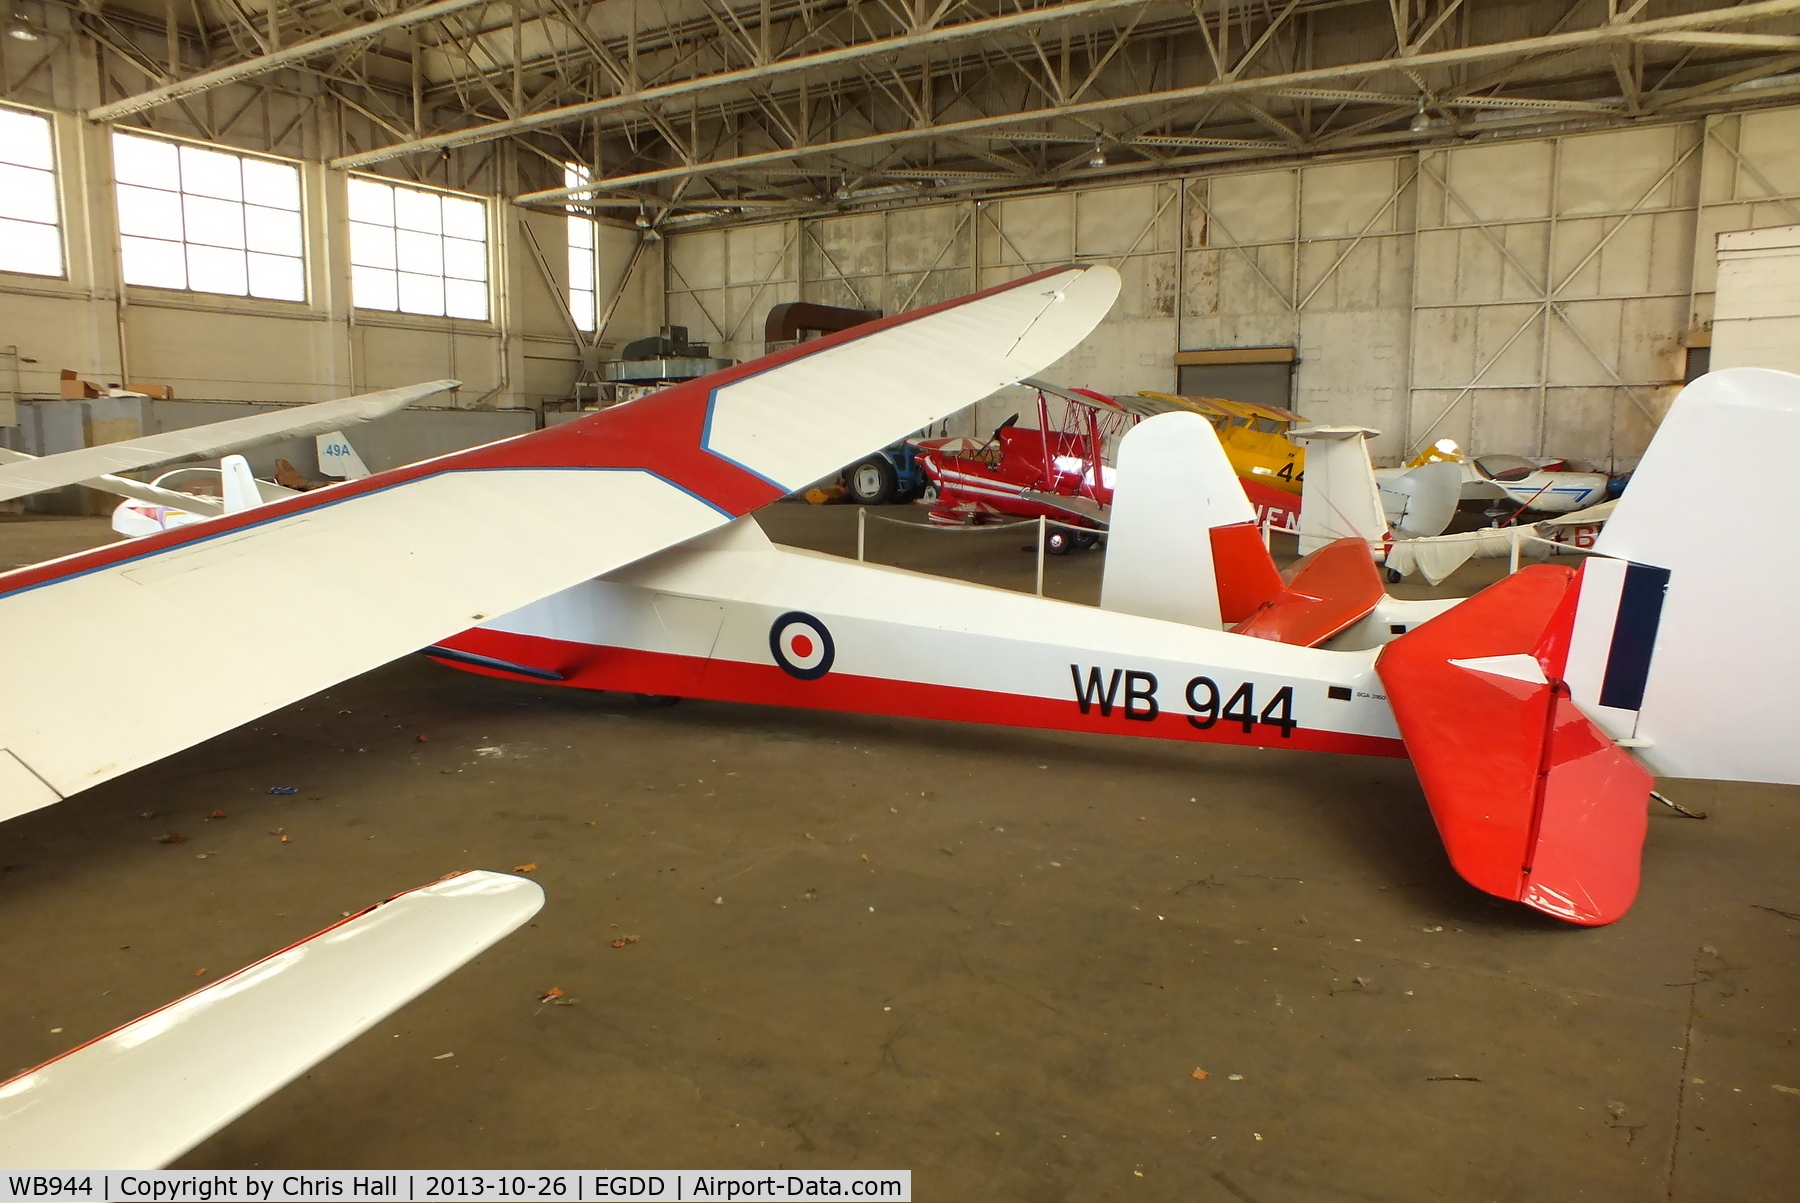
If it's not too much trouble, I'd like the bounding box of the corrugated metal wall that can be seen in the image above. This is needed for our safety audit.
[665,105,1800,469]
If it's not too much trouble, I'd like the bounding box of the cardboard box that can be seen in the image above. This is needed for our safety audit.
[127,382,174,400]
[58,369,100,400]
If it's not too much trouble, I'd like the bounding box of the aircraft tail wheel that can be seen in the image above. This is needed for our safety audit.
[633,693,681,707]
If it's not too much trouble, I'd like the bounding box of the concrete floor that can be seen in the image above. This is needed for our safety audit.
[0,507,1797,1200]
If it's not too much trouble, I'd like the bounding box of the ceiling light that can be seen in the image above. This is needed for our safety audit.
[1088,141,1107,169]
[7,14,39,40]
[1410,108,1434,132]
[634,211,651,230]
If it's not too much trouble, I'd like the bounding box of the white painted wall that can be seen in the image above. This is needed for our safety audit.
[1711,225,1800,375]
[664,107,1800,469]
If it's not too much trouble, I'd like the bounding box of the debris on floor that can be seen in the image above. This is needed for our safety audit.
[513,862,538,873]
[267,786,299,796]
[612,934,641,948]
[1191,1068,1209,1080]
[157,832,187,844]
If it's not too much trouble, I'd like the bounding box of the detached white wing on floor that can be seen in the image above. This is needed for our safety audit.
[0,871,543,1169]
[0,265,1118,820]
[0,379,458,503]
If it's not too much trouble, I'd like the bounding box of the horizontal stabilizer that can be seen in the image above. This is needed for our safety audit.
[1230,537,1384,647]
[1376,565,1652,925]
[0,380,458,503]
[0,871,543,1168]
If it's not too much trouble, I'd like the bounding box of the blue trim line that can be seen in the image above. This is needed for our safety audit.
[699,371,799,494]
[0,464,731,604]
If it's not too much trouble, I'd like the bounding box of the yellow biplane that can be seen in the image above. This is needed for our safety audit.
[1132,391,1308,495]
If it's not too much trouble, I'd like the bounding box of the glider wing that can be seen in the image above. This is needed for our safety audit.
[0,379,459,503]
[0,871,542,1169]
[0,265,1119,819]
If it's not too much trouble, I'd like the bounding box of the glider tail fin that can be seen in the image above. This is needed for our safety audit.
[1101,410,1281,629]
[1584,366,1800,785]
[1291,426,1388,554]
[219,454,261,514]
[1383,460,1463,537]
[316,430,371,480]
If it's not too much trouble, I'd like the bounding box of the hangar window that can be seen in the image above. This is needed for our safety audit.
[565,163,598,332]
[112,131,305,301]
[348,176,489,321]
[0,104,64,279]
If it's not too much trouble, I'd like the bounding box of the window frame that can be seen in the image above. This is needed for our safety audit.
[108,127,309,306]
[346,173,494,324]
[564,162,600,333]
[0,100,68,283]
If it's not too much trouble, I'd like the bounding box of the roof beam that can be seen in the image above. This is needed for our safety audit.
[86,0,499,122]
[329,0,1165,169]
[514,0,1800,202]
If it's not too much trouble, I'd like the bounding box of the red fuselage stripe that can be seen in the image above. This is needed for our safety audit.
[431,627,1410,760]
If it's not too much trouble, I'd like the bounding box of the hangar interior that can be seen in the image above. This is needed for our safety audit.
[1,0,1799,1196]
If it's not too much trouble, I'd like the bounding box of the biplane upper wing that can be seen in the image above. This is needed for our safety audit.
[0,871,542,1169]
[0,264,1119,820]
[0,379,459,503]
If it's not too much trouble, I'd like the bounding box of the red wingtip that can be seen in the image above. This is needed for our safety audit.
[1376,565,1651,925]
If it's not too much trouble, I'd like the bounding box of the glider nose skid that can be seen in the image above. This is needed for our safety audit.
[1374,564,1653,926]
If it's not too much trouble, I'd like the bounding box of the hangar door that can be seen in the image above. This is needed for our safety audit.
[1175,348,1296,408]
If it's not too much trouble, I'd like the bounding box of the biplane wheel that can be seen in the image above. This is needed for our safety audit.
[920,482,939,502]
[848,456,896,504]
[633,693,681,707]
[1073,531,1101,551]
[1045,529,1076,555]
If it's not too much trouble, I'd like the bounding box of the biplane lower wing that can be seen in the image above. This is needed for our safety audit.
[0,264,1119,819]
[0,871,542,1169]
[1376,565,1652,925]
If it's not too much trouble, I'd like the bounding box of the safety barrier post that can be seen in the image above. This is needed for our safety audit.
[1036,516,1047,597]
[857,505,866,562]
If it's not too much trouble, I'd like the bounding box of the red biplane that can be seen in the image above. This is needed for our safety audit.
[914,380,1301,550]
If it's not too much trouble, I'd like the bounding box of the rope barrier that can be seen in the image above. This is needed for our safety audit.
[861,509,1105,536]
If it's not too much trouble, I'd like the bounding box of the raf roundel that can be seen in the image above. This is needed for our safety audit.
[769,611,835,680]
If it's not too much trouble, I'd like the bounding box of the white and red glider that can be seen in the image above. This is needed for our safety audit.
[425,371,1800,927]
